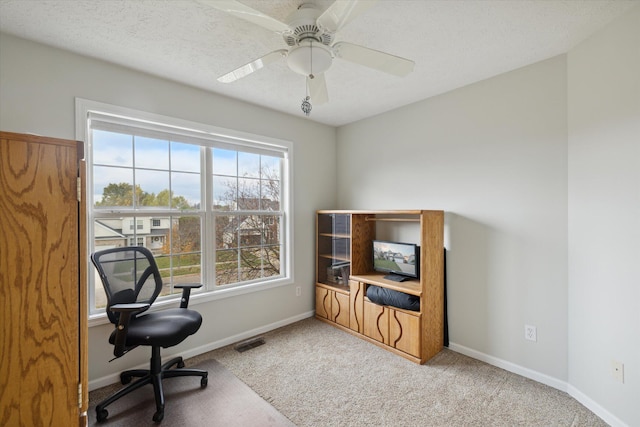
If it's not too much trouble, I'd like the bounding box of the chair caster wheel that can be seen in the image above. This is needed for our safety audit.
[96,408,109,422]
[153,410,164,423]
[121,373,132,384]
[201,376,208,388]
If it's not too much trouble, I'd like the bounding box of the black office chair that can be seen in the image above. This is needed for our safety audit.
[91,246,208,423]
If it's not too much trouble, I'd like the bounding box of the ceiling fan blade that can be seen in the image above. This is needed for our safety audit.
[217,49,288,83]
[307,74,328,105]
[204,0,290,33]
[333,42,414,77]
[316,0,378,34]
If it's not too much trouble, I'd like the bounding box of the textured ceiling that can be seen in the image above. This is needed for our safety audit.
[0,0,636,126]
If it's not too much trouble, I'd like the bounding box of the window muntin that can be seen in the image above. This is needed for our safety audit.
[81,101,291,316]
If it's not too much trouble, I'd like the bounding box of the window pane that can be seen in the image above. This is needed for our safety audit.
[261,156,280,180]
[93,167,134,208]
[216,215,238,249]
[263,215,280,245]
[238,152,260,178]
[171,142,200,172]
[171,172,200,209]
[170,216,201,253]
[135,136,169,170]
[170,253,202,286]
[261,179,280,211]
[93,130,132,167]
[135,169,170,208]
[213,148,237,176]
[239,215,261,247]
[262,245,281,278]
[237,178,260,210]
[240,247,261,281]
[213,176,236,211]
[216,249,238,286]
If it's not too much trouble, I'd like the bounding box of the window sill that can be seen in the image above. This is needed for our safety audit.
[88,276,293,328]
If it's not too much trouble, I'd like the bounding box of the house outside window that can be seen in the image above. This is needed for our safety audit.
[77,99,292,317]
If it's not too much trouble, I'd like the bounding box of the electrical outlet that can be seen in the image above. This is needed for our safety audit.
[295,286,301,297]
[525,324,537,342]
[611,360,624,383]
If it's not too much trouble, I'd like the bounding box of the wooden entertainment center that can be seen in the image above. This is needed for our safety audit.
[315,210,444,364]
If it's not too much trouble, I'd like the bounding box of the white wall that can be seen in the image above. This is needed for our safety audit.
[567,7,640,427]
[336,7,640,425]
[337,55,569,381]
[0,33,337,385]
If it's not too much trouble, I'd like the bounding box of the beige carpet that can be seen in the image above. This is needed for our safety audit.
[88,358,295,426]
[196,318,607,427]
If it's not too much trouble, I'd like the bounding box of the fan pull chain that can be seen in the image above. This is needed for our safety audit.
[301,40,312,116]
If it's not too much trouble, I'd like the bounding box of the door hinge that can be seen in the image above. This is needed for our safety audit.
[77,177,82,202]
[78,383,83,408]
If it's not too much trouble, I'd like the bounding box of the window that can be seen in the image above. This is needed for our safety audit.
[77,99,292,317]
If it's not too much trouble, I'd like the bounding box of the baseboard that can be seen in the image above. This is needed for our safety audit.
[448,342,567,391]
[88,310,315,391]
[566,384,628,427]
[448,342,628,427]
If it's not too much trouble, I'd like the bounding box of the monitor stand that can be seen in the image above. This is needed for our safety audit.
[383,273,408,282]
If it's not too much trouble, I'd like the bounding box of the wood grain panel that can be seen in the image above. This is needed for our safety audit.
[0,132,82,426]
[390,310,421,358]
[315,287,330,319]
[349,280,363,333]
[363,300,388,344]
[349,214,375,275]
[332,291,350,328]
[420,210,444,362]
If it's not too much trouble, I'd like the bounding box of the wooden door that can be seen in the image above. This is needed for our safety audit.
[349,280,363,333]
[390,309,421,358]
[0,132,86,426]
[363,299,388,344]
[332,291,350,328]
[315,286,331,319]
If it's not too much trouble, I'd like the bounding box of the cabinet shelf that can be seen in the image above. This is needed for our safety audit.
[319,254,350,262]
[351,273,422,297]
[318,232,351,239]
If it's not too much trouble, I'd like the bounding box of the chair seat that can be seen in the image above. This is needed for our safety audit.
[109,308,202,348]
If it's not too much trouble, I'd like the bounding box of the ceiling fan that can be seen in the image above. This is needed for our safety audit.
[207,0,415,115]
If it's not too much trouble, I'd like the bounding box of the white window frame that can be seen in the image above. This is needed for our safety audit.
[76,98,294,323]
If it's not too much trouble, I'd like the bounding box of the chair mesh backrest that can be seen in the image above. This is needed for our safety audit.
[91,247,163,325]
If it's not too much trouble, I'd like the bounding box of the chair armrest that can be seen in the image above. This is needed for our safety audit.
[174,283,203,308]
[110,303,150,357]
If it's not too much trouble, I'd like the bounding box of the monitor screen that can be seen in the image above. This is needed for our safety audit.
[372,240,419,279]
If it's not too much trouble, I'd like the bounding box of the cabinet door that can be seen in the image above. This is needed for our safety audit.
[0,132,83,426]
[363,300,388,344]
[315,287,331,319]
[390,310,421,358]
[349,281,364,333]
[332,291,350,328]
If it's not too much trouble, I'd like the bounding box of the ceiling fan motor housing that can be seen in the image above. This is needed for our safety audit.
[283,3,333,47]
[284,3,334,77]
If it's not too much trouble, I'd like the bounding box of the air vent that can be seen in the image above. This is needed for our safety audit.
[283,26,333,46]
[234,336,266,352]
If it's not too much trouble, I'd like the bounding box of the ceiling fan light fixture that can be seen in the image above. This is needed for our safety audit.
[287,41,332,77]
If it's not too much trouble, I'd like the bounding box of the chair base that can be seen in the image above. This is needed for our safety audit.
[95,346,208,423]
